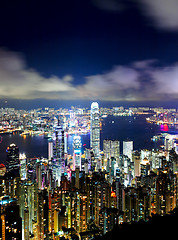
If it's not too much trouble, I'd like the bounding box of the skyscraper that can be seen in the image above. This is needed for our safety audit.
[90,102,100,159]
[53,120,65,184]
[48,140,53,160]
[123,140,133,161]
[103,140,120,162]
[19,153,26,180]
[69,110,75,127]
[73,135,82,170]
[6,143,19,174]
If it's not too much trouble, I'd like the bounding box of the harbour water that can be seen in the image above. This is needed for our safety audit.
[0,115,177,164]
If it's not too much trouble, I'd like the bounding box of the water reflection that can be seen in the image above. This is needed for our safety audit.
[160,124,169,132]
[0,116,177,165]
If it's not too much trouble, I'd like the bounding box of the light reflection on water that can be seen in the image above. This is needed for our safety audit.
[0,115,177,164]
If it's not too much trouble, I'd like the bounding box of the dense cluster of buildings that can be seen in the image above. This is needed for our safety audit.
[1,105,178,135]
[146,109,178,126]
[0,103,178,239]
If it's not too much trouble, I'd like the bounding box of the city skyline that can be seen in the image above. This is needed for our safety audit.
[1,101,178,239]
[1,0,178,234]
[0,1,178,106]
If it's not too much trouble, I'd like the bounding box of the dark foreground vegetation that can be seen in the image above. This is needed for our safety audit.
[94,208,178,240]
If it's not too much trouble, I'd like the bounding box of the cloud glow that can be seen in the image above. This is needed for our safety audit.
[138,0,178,30]
[0,48,178,101]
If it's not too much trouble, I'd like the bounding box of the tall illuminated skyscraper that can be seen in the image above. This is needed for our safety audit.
[123,140,133,161]
[6,143,19,174]
[90,102,100,159]
[53,119,65,183]
[48,140,53,160]
[73,135,82,170]
[19,153,27,180]
[69,110,75,127]
[103,140,120,161]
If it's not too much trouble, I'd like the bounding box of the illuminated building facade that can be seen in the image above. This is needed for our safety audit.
[73,135,82,171]
[90,102,100,159]
[48,140,53,160]
[1,105,178,239]
[141,149,151,161]
[103,140,120,160]
[156,172,177,215]
[6,143,19,174]
[0,164,6,177]
[123,140,133,161]
[69,110,76,127]
[53,121,65,183]
[19,180,38,240]
[123,186,151,222]
[0,199,22,240]
[132,151,140,177]
[103,140,120,170]
[140,158,150,177]
[151,150,164,169]
[19,153,26,180]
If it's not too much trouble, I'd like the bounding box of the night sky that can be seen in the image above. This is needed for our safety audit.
[0,0,178,108]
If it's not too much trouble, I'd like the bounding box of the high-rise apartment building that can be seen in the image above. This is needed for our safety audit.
[90,102,100,159]
[0,202,22,240]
